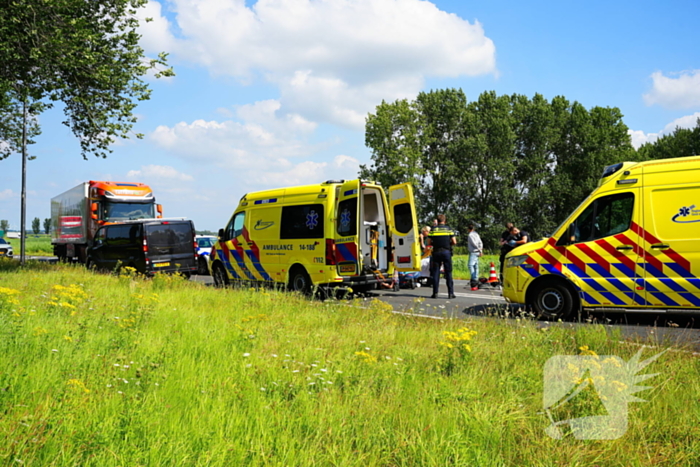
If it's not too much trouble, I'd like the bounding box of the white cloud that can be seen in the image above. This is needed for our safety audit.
[628,112,700,149]
[0,189,16,201]
[139,0,497,128]
[127,164,194,181]
[644,70,700,109]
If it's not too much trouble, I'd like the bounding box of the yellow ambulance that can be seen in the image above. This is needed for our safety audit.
[503,155,700,319]
[209,179,421,293]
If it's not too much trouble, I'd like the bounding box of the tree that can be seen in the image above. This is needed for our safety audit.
[362,90,637,250]
[43,217,51,235]
[31,217,40,235]
[0,220,8,234]
[0,0,173,263]
[637,118,700,160]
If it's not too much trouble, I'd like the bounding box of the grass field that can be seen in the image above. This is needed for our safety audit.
[0,259,698,466]
[7,235,53,256]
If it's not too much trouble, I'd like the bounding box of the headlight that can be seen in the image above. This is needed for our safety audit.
[506,255,529,268]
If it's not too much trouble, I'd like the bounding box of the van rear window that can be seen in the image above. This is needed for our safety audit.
[145,223,194,253]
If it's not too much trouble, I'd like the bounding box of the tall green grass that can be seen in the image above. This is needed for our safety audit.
[0,259,698,466]
[7,235,53,256]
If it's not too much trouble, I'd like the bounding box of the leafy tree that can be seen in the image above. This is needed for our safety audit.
[0,220,8,234]
[31,217,40,235]
[637,118,700,160]
[362,90,637,250]
[0,0,173,160]
[43,217,51,235]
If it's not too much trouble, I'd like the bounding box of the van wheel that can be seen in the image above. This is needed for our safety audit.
[289,267,311,295]
[198,257,209,275]
[531,283,573,320]
[212,263,229,288]
[86,259,95,271]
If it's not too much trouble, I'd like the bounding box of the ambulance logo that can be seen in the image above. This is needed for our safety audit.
[340,209,352,229]
[306,210,319,229]
[543,348,665,440]
[671,204,700,223]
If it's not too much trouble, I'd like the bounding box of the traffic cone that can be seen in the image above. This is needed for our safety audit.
[487,262,499,286]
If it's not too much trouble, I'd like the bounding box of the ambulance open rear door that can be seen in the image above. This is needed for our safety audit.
[335,180,360,276]
[388,183,421,272]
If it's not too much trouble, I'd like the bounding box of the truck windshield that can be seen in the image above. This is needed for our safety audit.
[104,202,155,221]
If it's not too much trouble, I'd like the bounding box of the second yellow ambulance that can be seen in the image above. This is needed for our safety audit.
[209,179,421,293]
[503,155,700,319]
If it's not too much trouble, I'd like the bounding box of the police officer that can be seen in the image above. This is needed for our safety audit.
[427,214,457,299]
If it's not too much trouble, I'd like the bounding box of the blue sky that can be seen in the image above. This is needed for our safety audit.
[1,0,699,231]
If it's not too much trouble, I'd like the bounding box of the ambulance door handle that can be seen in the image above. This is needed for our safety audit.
[616,246,633,251]
[650,243,669,249]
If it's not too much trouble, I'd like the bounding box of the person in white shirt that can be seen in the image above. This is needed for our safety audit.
[467,224,483,291]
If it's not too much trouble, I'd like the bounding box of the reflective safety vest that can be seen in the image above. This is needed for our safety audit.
[429,225,455,250]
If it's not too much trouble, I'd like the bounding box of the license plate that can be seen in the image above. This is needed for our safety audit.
[339,263,355,273]
[154,262,170,268]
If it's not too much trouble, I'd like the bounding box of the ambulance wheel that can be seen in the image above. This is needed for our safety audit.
[212,263,229,288]
[289,267,311,295]
[531,282,573,320]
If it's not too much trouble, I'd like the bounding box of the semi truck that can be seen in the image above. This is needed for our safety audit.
[51,181,162,262]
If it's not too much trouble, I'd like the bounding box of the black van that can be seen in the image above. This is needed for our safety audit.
[87,219,198,276]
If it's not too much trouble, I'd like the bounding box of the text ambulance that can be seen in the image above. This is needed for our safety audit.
[503,155,700,319]
[209,179,421,293]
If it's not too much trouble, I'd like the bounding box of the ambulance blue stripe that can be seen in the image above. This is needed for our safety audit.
[644,263,667,279]
[580,291,599,305]
[607,278,632,293]
[218,249,241,279]
[665,262,694,278]
[566,264,588,278]
[336,243,356,262]
[658,278,687,292]
[521,265,539,278]
[632,293,649,306]
[230,249,257,280]
[613,263,636,277]
[245,250,272,281]
[582,278,607,292]
[686,279,700,291]
[588,264,614,278]
[679,293,700,307]
[541,264,563,275]
[343,189,357,196]
[649,292,681,307]
[600,292,626,306]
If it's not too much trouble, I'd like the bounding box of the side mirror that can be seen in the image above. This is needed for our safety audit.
[218,228,225,240]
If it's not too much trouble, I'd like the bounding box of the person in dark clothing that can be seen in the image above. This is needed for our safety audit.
[427,214,457,299]
[507,227,529,248]
[498,222,514,277]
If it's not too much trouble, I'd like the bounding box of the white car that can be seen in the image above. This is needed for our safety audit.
[0,238,13,258]
[195,235,216,275]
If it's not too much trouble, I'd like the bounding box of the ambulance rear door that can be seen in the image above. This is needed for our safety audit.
[334,180,360,276]
[388,183,420,272]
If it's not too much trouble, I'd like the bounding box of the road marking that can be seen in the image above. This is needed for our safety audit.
[453,292,507,302]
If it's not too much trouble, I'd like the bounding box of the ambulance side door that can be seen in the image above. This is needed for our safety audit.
[641,170,700,308]
[388,183,421,272]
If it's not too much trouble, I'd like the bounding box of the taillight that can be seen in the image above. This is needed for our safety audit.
[325,239,336,265]
[143,238,148,253]
[194,240,198,257]
[397,256,410,264]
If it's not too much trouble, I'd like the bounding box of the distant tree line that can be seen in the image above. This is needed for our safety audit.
[360,89,700,251]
